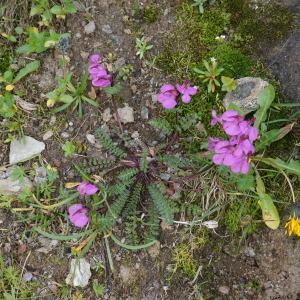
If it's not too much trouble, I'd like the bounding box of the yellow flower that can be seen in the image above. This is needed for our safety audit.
[5,84,14,91]
[47,99,56,108]
[285,216,300,236]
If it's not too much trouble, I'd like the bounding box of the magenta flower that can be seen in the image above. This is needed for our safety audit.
[209,110,258,174]
[176,81,197,103]
[77,182,99,197]
[68,204,89,228]
[88,54,112,88]
[157,84,178,109]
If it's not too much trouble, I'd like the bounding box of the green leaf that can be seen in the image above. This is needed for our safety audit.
[258,193,280,230]
[62,141,76,157]
[104,84,122,96]
[261,158,300,177]
[110,233,157,250]
[50,5,62,15]
[59,94,74,104]
[33,227,91,241]
[3,70,14,82]
[221,76,236,92]
[254,85,275,128]
[13,60,40,83]
[226,102,246,116]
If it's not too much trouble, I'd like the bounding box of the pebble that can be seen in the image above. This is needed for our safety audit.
[141,106,149,120]
[117,105,134,124]
[102,108,112,122]
[61,132,70,139]
[49,115,56,126]
[160,173,171,181]
[75,32,82,39]
[131,131,139,139]
[244,247,256,257]
[84,21,96,34]
[102,24,113,34]
[65,258,91,288]
[218,286,230,295]
[43,130,53,141]
[22,272,33,282]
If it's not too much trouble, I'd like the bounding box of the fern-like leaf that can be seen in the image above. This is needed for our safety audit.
[148,184,173,224]
[117,168,139,183]
[76,158,116,174]
[123,182,143,217]
[143,202,160,243]
[95,128,126,159]
[149,118,173,136]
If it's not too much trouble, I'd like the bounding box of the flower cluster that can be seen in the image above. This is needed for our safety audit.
[67,181,99,228]
[208,110,258,174]
[157,80,197,109]
[88,54,112,88]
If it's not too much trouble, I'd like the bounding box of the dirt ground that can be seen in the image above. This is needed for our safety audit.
[1,0,300,299]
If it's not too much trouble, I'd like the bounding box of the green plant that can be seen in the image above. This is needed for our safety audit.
[16,28,68,54]
[62,141,76,157]
[135,37,153,60]
[194,58,224,93]
[47,72,99,117]
[191,0,208,14]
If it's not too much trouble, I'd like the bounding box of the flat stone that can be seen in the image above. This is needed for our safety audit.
[141,106,149,120]
[223,77,268,113]
[102,108,112,122]
[84,21,96,34]
[0,175,33,196]
[117,105,134,124]
[9,136,45,164]
[65,258,91,288]
[43,130,53,141]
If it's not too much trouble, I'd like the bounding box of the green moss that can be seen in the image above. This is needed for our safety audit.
[207,43,254,77]
[143,5,160,23]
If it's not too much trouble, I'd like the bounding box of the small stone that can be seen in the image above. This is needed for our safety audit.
[148,241,161,258]
[86,134,102,149]
[66,258,91,288]
[131,85,137,94]
[80,51,89,59]
[244,247,255,257]
[61,132,70,139]
[119,265,132,283]
[22,272,33,282]
[131,131,139,139]
[160,173,171,181]
[34,166,47,184]
[223,77,268,113]
[102,24,113,34]
[141,106,149,120]
[4,243,11,253]
[84,21,96,34]
[151,94,158,103]
[37,237,59,254]
[117,105,134,124]
[218,286,230,295]
[49,116,56,126]
[102,108,112,122]
[75,32,82,39]
[0,175,33,196]
[43,130,53,141]
[9,136,45,164]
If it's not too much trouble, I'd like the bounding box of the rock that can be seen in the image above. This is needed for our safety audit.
[34,166,47,184]
[37,237,59,254]
[160,173,171,181]
[66,258,91,288]
[43,130,53,141]
[61,132,70,139]
[0,176,33,196]
[86,134,102,149]
[102,24,113,34]
[49,115,56,126]
[9,136,45,164]
[117,105,134,124]
[131,131,139,139]
[84,21,96,34]
[148,241,161,258]
[22,272,33,282]
[218,286,230,295]
[119,265,132,283]
[244,246,256,257]
[102,108,112,122]
[223,77,268,113]
[141,106,149,120]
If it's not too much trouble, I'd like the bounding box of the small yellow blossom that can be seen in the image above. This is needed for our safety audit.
[285,216,300,237]
[47,99,56,108]
[46,165,57,172]
[56,14,66,20]
[5,84,14,91]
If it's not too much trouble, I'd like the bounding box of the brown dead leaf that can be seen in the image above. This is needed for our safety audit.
[274,122,295,142]
[15,97,38,112]
[88,87,97,99]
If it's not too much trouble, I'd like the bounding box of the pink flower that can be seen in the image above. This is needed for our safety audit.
[77,182,98,197]
[68,204,89,228]
[209,110,258,174]
[176,80,197,103]
[157,84,178,109]
[88,54,112,88]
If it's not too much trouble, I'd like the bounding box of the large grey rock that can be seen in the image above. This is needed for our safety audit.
[9,136,45,164]
[65,258,91,288]
[223,77,268,113]
[0,171,33,196]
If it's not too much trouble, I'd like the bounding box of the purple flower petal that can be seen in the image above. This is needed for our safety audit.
[68,203,89,228]
[77,182,99,197]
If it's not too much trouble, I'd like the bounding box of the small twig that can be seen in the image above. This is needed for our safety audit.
[20,250,31,278]
[190,265,203,285]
